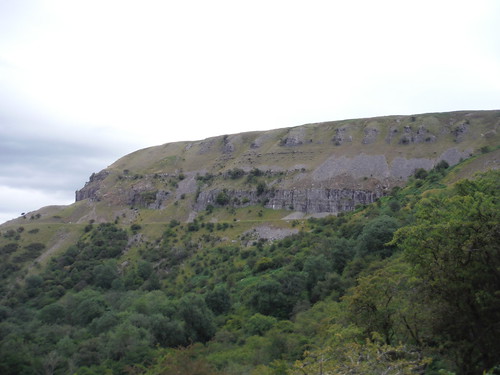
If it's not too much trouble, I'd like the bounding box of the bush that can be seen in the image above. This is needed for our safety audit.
[215,191,230,205]
[435,160,449,171]
[130,223,142,232]
[257,182,267,196]
[356,215,399,258]
[1,243,19,254]
[245,313,277,335]
[228,168,245,179]
[205,285,231,315]
[414,168,428,179]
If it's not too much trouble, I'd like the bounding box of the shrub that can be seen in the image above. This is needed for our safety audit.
[435,160,449,171]
[257,182,267,196]
[227,168,245,179]
[414,168,428,179]
[215,191,230,205]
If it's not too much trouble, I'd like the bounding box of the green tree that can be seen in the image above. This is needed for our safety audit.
[150,315,186,347]
[205,285,231,315]
[215,190,230,205]
[247,278,291,319]
[178,294,216,343]
[293,337,430,375]
[105,322,152,363]
[244,313,277,336]
[39,303,66,325]
[93,260,118,289]
[343,258,430,346]
[392,171,500,374]
[356,215,398,257]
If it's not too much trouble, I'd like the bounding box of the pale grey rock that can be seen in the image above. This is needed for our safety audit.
[362,128,379,144]
[280,127,305,147]
[452,123,469,142]
[399,125,436,144]
[332,127,352,145]
[439,148,472,166]
[390,157,434,180]
[194,187,382,214]
[243,226,299,242]
[313,154,390,181]
[75,170,109,201]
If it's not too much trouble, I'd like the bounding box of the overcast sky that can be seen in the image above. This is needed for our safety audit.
[1,0,499,224]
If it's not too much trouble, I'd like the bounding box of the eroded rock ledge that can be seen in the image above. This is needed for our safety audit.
[194,188,383,214]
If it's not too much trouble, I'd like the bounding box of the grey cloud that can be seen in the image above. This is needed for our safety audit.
[0,109,140,223]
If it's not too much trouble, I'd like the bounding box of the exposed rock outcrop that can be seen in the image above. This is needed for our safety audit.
[280,127,305,147]
[362,128,379,144]
[452,122,469,142]
[194,187,383,214]
[332,127,352,145]
[75,170,109,201]
[399,125,436,145]
[128,190,170,209]
[72,110,499,221]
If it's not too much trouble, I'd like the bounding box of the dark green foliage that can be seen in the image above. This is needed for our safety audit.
[256,181,267,196]
[93,261,118,289]
[1,243,18,254]
[196,173,215,183]
[246,278,296,319]
[105,321,152,363]
[388,199,401,212]
[356,215,399,257]
[187,221,200,231]
[89,311,119,334]
[435,159,449,171]
[414,168,428,179]
[480,145,491,154]
[68,291,106,326]
[215,190,230,205]
[169,219,180,228]
[140,191,157,205]
[151,315,186,347]
[245,313,277,335]
[137,260,153,280]
[84,223,128,259]
[178,294,216,343]
[393,171,500,374]
[205,285,231,315]
[39,302,65,324]
[227,168,245,179]
[3,229,17,239]
[0,166,497,374]
[130,223,142,232]
[303,254,331,292]
[0,336,31,375]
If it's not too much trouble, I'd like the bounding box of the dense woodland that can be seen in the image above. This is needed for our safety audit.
[0,165,499,374]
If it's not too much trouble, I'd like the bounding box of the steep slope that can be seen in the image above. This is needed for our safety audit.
[1,110,498,266]
[0,110,499,375]
[73,110,499,222]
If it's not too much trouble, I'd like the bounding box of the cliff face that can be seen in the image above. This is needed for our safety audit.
[194,188,382,214]
[74,110,499,220]
[75,170,109,202]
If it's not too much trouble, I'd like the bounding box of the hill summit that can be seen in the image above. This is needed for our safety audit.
[72,110,499,224]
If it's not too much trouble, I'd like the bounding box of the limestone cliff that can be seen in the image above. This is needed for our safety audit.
[74,110,499,219]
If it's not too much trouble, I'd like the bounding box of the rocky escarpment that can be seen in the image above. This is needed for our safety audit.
[75,170,109,201]
[194,187,383,214]
[73,110,499,220]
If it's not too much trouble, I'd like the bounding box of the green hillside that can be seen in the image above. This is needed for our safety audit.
[0,111,499,375]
